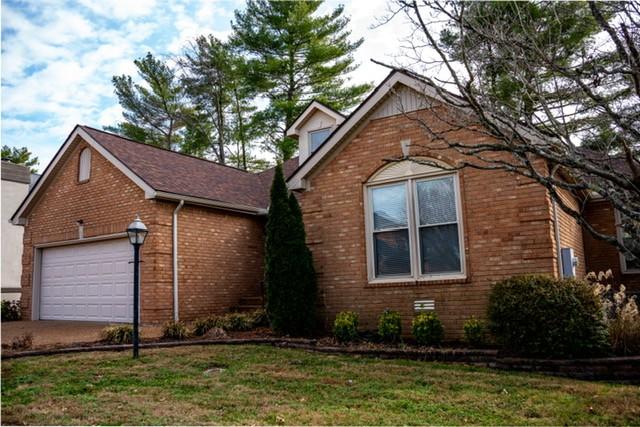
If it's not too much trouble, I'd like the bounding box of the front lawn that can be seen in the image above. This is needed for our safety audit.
[2,345,639,425]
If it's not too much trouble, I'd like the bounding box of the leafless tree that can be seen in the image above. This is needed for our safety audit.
[380,0,639,260]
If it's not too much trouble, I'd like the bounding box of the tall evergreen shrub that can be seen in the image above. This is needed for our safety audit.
[264,164,316,335]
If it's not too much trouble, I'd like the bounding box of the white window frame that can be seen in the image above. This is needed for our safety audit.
[308,127,332,154]
[78,148,91,182]
[364,170,466,284]
[614,209,640,274]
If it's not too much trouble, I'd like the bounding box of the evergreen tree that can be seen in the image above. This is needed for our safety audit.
[232,0,372,159]
[110,52,187,150]
[264,164,316,336]
[1,145,39,172]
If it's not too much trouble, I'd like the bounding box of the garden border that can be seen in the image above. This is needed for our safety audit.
[2,338,639,382]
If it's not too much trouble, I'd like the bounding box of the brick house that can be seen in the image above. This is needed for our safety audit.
[12,70,638,337]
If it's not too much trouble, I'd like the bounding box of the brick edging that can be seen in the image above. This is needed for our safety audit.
[2,339,639,381]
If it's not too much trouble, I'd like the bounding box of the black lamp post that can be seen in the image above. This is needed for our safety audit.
[127,215,148,359]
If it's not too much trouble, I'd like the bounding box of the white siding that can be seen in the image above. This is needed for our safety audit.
[371,84,432,120]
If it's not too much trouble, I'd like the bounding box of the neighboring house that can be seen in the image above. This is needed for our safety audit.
[12,70,638,337]
[1,161,33,301]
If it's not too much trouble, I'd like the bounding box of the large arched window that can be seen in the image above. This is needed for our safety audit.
[78,148,91,182]
[364,159,465,282]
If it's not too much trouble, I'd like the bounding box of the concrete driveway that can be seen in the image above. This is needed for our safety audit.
[2,320,162,349]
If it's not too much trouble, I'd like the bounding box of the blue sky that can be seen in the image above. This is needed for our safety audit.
[1,0,412,172]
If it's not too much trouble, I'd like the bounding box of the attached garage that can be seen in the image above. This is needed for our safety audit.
[39,239,133,322]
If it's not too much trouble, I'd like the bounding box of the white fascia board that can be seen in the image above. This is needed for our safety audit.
[11,126,156,224]
[154,191,267,216]
[288,73,407,189]
[286,101,346,137]
[287,71,550,190]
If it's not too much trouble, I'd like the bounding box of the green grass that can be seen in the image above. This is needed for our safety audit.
[2,345,639,425]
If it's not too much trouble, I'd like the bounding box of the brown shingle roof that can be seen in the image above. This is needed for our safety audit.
[81,126,298,211]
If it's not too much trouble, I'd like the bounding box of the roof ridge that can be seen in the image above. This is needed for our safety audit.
[80,125,257,175]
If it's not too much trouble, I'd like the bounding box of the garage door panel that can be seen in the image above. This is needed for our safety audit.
[40,239,134,322]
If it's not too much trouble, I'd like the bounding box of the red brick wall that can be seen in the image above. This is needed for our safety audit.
[154,202,265,321]
[554,188,586,278]
[20,136,264,323]
[583,200,640,293]
[298,111,558,339]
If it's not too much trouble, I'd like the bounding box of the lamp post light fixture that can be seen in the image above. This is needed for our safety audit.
[127,215,148,359]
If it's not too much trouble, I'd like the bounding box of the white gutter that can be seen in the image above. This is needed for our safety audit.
[552,199,563,278]
[172,200,185,320]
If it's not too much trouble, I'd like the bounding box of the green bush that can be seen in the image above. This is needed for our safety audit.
[463,317,487,347]
[191,309,268,336]
[162,320,189,340]
[378,310,402,343]
[333,311,359,343]
[101,325,133,344]
[1,300,21,321]
[412,312,444,346]
[488,275,609,358]
[192,317,217,336]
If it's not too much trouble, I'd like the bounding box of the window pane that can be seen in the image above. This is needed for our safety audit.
[623,236,640,270]
[420,224,461,274]
[309,128,332,152]
[374,229,411,276]
[416,177,456,225]
[371,184,407,230]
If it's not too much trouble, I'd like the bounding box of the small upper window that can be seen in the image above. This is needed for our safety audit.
[309,128,332,153]
[78,148,91,182]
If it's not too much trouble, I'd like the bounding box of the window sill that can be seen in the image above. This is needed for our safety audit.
[366,275,469,288]
[622,269,640,275]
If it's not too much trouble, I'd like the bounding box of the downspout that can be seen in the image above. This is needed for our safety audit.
[552,198,563,278]
[173,200,185,321]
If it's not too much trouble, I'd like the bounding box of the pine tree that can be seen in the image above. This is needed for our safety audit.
[232,0,372,159]
[1,145,39,172]
[264,164,317,336]
[110,52,187,150]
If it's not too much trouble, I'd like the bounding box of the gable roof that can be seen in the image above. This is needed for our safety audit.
[287,70,431,189]
[285,100,346,138]
[11,125,299,224]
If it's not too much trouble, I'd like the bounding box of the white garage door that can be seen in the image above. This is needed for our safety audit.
[40,239,134,322]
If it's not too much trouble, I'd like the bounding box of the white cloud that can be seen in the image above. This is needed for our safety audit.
[1,0,412,172]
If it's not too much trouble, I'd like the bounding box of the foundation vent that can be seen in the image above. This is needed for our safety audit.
[414,299,435,312]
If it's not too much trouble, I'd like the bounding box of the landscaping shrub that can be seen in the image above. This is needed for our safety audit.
[192,317,217,336]
[1,300,21,321]
[488,275,609,358]
[378,309,402,343]
[412,312,444,346]
[101,325,133,344]
[191,309,267,336]
[333,311,359,343]
[222,312,253,331]
[8,333,32,351]
[162,320,189,340]
[589,271,640,355]
[463,317,487,347]
[265,165,317,336]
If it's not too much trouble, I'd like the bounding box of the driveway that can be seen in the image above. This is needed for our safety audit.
[2,320,162,349]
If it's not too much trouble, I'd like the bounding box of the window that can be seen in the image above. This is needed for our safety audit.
[616,210,640,273]
[78,148,91,182]
[366,162,464,282]
[309,128,332,153]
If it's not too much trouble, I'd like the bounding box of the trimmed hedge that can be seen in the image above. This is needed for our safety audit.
[488,275,610,358]
[412,312,444,346]
[463,317,487,347]
[378,310,402,343]
[333,311,359,343]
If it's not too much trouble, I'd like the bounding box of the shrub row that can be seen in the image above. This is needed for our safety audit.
[333,309,485,346]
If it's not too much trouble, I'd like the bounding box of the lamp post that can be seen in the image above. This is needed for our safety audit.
[127,215,148,359]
